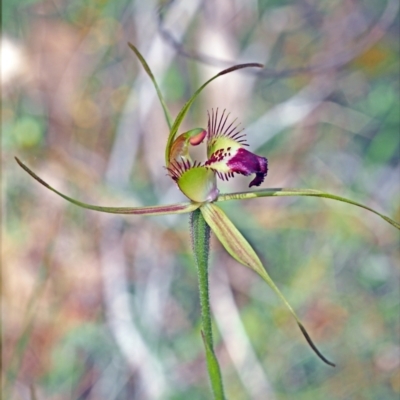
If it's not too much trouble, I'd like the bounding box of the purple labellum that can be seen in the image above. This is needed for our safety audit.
[226,148,268,187]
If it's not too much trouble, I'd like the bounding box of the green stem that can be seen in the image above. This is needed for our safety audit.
[190,209,225,400]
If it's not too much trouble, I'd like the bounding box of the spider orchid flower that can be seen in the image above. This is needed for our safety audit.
[16,43,400,373]
[167,108,268,203]
[205,108,268,187]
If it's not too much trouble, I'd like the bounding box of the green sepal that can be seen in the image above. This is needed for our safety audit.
[200,202,335,366]
[217,188,400,230]
[15,158,200,216]
[128,42,173,129]
[165,63,264,165]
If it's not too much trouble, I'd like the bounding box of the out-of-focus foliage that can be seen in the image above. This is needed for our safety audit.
[3,0,399,399]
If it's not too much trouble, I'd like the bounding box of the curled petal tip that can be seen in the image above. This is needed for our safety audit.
[249,172,266,187]
[298,323,336,367]
[246,153,268,187]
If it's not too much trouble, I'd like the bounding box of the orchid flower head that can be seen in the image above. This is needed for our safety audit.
[167,108,268,203]
[15,43,400,373]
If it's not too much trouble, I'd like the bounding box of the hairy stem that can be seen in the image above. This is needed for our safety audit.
[190,209,225,400]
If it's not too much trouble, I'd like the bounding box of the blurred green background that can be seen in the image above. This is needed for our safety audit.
[2,0,399,399]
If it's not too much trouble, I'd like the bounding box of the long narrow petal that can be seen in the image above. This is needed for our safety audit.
[128,43,173,129]
[200,202,335,366]
[217,188,400,230]
[165,63,264,165]
[15,158,199,216]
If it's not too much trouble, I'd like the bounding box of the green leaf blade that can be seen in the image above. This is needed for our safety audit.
[15,157,199,216]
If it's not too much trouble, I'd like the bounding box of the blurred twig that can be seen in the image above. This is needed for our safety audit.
[99,217,169,399]
[246,0,398,173]
[3,261,52,399]
[157,0,399,79]
[211,263,276,400]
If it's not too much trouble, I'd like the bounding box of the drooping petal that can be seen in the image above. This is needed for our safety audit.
[15,157,200,216]
[216,188,400,230]
[205,109,268,186]
[167,160,219,203]
[201,202,335,366]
